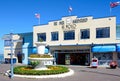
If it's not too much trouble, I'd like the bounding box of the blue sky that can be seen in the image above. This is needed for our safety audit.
[0,0,120,54]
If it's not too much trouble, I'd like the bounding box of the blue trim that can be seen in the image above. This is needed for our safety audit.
[92,45,116,52]
[33,47,37,54]
[117,44,120,52]
[45,48,49,54]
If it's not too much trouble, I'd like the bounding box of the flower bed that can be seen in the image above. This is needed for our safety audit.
[14,66,69,75]
[29,54,52,58]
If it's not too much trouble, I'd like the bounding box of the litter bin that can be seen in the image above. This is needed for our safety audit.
[91,57,98,68]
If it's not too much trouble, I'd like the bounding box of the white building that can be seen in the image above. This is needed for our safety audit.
[3,16,120,66]
[33,16,120,66]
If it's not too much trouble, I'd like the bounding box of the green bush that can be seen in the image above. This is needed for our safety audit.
[29,61,39,68]
[14,66,69,75]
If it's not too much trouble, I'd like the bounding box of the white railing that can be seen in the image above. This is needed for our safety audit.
[98,60,112,67]
[117,60,120,67]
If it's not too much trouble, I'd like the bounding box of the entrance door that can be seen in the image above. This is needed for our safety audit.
[57,53,65,65]
[17,52,22,63]
[70,53,89,65]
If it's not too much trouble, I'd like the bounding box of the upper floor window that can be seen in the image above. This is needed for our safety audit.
[80,29,90,39]
[96,27,110,38]
[37,33,46,42]
[51,32,59,41]
[116,25,120,39]
[54,22,57,26]
[64,30,75,40]
[22,37,25,45]
[4,40,11,46]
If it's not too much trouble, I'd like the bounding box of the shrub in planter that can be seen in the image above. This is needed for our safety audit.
[29,61,39,68]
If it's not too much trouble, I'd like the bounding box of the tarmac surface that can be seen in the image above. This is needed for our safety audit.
[0,64,120,81]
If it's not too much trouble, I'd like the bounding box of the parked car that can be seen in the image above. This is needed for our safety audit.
[109,61,117,69]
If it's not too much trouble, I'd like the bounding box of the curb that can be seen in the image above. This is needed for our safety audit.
[14,69,74,78]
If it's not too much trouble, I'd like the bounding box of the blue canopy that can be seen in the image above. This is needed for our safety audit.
[32,47,49,54]
[117,44,120,52]
[92,45,116,52]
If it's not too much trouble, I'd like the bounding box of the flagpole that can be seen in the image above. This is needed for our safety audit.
[110,2,112,16]
[38,17,40,25]
[69,6,72,16]
[35,13,40,25]
[109,2,112,20]
[69,11,71,16]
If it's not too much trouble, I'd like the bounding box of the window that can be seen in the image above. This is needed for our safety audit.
[51,32,59,41]
[22,37,25,45]
[96,27,110,38]
[37,33,46,41]
[116,25,120,39]
[59,21,64,25]
[54,22,57,26]
[81,29,90,39]
[64,30,75,40]
[4,40,11,46]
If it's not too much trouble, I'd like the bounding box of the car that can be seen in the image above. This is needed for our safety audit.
[109,61,117,69]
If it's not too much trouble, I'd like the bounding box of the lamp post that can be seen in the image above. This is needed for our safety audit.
[10,33,14,78]
[2,32,23,78]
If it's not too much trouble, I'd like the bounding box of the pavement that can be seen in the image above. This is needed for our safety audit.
[0,64,120,81]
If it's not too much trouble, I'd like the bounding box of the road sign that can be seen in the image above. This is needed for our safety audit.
[13,40,22,42]
[2,35,11,40]
[2,33,23,78]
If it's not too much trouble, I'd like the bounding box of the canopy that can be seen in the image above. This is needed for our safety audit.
[92,45,116,52]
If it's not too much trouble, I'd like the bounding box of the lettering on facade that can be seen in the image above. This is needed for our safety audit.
[73,18,88,23]
[53,18,88,30]
[62,23,76,30]
[59,21,64,25]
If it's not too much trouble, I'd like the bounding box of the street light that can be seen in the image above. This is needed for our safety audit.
[10,33,14,78]
[2,32,22,78]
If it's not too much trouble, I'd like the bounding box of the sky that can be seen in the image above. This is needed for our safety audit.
[0,0,120,54]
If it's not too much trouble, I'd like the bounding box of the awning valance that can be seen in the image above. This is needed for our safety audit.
[92,45,116,52]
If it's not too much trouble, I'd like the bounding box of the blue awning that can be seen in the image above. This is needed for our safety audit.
[92,45,116,52]
[33,47,37,54]
[32,47,49,54]
[117,44,120,52]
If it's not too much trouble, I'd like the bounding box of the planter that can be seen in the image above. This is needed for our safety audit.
[29,57,54,70]
[35,42,46,54]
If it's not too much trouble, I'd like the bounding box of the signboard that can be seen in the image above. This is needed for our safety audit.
[2,35,11,40]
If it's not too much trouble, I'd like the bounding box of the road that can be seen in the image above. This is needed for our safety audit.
[0,64,120,81]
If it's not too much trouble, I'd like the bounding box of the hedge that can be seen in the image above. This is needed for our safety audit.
[14,66,69,75]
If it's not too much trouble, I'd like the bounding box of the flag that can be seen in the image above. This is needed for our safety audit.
[69,6,72,12]
[110,1,120,8]
[35,13,40,18]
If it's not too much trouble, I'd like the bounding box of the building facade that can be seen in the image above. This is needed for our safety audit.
[3,32,33,64]
[33,16,120,66]
[3,16,120,66]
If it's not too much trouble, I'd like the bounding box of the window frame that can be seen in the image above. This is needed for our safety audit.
[64,30,75,40]
[80,29,90,39]
[37,33,46,42]
[96,27,110,38]
[51,31,59,41]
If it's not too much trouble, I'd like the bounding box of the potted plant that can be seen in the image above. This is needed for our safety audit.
[39,38,44,42]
